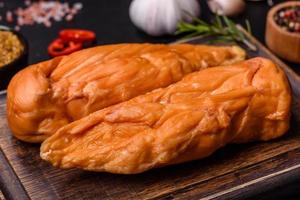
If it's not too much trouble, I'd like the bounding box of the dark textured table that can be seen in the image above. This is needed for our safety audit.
[0,0,299,199]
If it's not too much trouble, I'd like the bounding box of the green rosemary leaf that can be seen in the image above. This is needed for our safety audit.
[216,35,235,41]
[246,20,252,35]
[207,39,236,45]
[214,15,223,30]
[223,16,242,38]
[195,25,211,33]
[192,17,209,26]
[180,31,204,39]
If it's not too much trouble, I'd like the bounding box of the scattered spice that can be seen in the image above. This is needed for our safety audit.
[274,6,300,33]
[0,31,24,67]
[0,1,83,30]
[6,11,13,23]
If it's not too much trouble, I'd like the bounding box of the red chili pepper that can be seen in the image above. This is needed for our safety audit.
[48,38,82,57]
[59,29,96,43]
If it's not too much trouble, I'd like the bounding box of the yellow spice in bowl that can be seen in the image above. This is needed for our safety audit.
[0,31,24,67]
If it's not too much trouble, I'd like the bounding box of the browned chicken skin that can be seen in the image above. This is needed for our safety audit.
[7,43,245,143]
[40,57,291,174]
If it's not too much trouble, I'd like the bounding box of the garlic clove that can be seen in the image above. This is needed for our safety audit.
[129,0,180,36]
[129,0,155,35]
[177,0,201,22]
[129,0,200,36]
[162,0,182,35]
[207,0,245,16]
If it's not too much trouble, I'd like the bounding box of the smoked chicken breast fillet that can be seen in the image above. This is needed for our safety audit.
[40,57,291,174]
[7,43,245,143]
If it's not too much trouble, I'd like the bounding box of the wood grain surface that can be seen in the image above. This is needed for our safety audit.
[0,29,300,200]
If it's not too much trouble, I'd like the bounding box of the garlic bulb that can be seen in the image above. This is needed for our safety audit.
[207,0,245,16]
[129,0,200,36]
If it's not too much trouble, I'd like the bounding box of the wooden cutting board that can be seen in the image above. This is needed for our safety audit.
[0,29,300,200]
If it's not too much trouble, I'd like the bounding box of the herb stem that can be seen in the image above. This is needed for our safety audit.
[242,38,257,51]
[176,15,257,51]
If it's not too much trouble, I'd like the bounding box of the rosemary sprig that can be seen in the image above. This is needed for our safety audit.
[176,15,257,51]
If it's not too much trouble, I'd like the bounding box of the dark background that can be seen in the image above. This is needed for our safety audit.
[0,0,300,199]
[0,0,299,75]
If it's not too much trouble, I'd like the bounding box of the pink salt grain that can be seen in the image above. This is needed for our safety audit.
[25,0,31,6]
[6,11,13,23]
[65,14,73,21]
[2,1,83,28]
[14,25,20,31]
